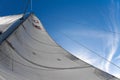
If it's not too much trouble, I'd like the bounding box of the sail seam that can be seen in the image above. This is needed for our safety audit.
[5,40,92,70]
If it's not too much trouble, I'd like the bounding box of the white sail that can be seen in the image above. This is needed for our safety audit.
[0,15,22,33]
[0,13,119,80]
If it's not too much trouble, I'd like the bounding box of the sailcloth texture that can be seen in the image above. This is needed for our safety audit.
[0,13,119,80]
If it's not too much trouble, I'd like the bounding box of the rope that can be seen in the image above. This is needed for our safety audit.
[61,32,120,71]
[23,0,31,15]
[30,0,33,11]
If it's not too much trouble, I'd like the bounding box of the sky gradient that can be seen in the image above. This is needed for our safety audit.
[0,0,120,78]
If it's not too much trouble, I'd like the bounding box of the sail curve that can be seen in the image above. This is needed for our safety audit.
[0,13,119,80]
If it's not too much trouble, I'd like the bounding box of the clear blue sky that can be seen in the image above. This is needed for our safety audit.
[0,0,120,78]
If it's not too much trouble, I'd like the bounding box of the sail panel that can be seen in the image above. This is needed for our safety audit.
[0,13,119,80]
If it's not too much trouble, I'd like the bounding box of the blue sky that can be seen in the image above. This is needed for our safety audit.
[0,0,120,78]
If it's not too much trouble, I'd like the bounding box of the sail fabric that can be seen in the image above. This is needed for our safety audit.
[0,15,22,33]
[0,13,119,80]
